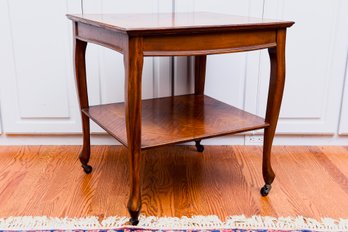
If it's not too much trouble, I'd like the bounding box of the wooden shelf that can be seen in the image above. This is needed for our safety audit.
[82,95,269,149]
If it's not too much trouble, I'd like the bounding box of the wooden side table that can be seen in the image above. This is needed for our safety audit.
[67,12,294,225]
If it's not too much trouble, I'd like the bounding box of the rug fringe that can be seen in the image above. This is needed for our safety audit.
[0,215,347,231]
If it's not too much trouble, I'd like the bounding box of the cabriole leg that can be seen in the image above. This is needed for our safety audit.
[194,55,207,153]
[74,35,92,174]
[261,29,287,196]
[124,37,144,225]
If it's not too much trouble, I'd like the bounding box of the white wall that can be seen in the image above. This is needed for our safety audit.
[0,0,348,145]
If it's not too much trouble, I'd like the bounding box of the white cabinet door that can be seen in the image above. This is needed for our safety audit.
[83,0,156,105]
[0,0,82,133]
[339,5,348,135]
[173,0,265,146]
[0,0,172,134]
[0,84,2,134]
[340,66,348,134]
[0,94,2,134]
[252,0,348,134]
[173,0,264,111]
[82,0,172,132]
[337,1,348,135]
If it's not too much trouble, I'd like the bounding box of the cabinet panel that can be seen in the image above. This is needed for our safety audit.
[0,94,2,134]
[92,0,156,103]
[253,0,348,134]
[83,0,163,104]
[0,0,171,134]
[0,0,11,134]
[0,0,82,133]
[154,57,172,98]
[83,0,172,133]
[8,1,70,118]
[154,0,173,98]
[339,66,348,134]
[337,1,348,135]
[174,0,264,111]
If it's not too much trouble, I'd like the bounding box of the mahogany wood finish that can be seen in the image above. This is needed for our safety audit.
[194,55,207,95]
[142,30,277,56]
[124,37,144,224]
[194,55,207,151]
[67,12,294,35]
[67,12,294,224]
[262,30,287,193]
[1,146,348,220]
[73,28,91,174]
[82,95,269,149]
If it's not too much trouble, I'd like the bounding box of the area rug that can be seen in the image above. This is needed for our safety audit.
[0,215,347,232]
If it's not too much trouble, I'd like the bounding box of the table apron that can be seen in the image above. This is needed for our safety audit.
[74,22,277,56]
[143,29,277,56]
[75,22,127,53]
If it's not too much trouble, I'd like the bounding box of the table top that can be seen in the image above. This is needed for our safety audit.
[67,12,294,34]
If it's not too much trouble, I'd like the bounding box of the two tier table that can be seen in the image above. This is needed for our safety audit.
[67,12,294,225]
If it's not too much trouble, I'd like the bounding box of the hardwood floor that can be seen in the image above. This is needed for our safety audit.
[0,145,347,220]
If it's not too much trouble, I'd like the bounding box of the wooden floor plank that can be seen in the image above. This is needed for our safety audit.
[0,145,347,220]
[319,146,348,182]
[232,146,277,217]
[272,146,348,219]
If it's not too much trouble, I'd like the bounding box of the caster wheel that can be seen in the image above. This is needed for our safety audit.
[82,164,92,174]
[260,184,272,196]
[196,144,204,152]
[195,141,204,152]
[129,217,139,226]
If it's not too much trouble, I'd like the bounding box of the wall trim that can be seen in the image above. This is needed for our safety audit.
[0,134,347,146]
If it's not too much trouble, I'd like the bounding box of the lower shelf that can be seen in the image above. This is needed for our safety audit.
[82,94,269,149]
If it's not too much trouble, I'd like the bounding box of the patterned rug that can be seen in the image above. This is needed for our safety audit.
[0,215,347,232]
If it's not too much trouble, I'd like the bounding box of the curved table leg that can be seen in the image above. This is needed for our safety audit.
[194,55,207,152]
[262,29,287,196]
[124,37,144,225]
[74,35,91,174]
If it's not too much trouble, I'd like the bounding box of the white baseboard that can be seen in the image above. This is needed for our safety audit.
[0,133,347,146]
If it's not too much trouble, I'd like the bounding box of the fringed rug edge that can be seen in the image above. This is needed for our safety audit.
[0,215,347,231]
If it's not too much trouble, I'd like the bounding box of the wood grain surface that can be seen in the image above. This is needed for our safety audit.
[0,145,347,220]
[67,12,294,34]
[83,95,268,149]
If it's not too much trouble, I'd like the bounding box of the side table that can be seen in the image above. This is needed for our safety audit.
[67,12,294,225]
